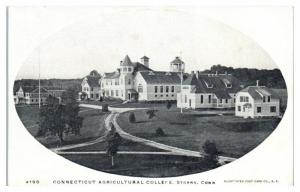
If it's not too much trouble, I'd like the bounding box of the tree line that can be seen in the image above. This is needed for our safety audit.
[202,64,286,89]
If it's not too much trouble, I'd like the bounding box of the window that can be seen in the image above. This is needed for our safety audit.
[116,90,119,96]
[257,107,261,113]
[166,86,169,93]
[123,68,127,72]
[138,84,143,93]
[128,79,131,85]
[208,95,211,104]
[263,96,266,102]
[160,95,163,97]
[155,95,157,97]
[245,97,249,102]
[171,86,175,92]
[166,95,168,97]
[219,99,222,103]
[185,95,187,103]
[128,68,132,72]
[238,106,241,111]
[96,94,99,98]
[111,90,114,97]
[240,96,244,102]
[268,96,271,102]
[154,86,158,93]
[91,87,93,91]
[270,106,276,113]
[200,95,204,104]
[234,98,236,103]
[31,99,34,102]
[91,94,93,98]
[160,86,163,93]
[225,99,228,103]
[172,94,174,97]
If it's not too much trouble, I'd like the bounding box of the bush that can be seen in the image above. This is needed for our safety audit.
[166,100,172,110]
[102,104,109,112]
[146,109,156,119]
[129,112,136,123]
[155,127,166,137]
[201,140,220,168]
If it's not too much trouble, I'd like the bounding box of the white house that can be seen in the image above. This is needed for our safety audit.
[100,55,185,101]
[80,70,101,100]
[235,85,280,118]
[15,86,65,105]
[177,71,243,109]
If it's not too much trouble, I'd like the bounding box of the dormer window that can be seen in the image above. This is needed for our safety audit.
[223,79,232,88]
[204,81,213,88]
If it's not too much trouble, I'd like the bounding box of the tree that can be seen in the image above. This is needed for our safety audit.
[166,100,172,110]
[129,112,136,123]
[106,125,121,167]
[146,109,156,119]
[39,89,83,144]
[201,140,220,168]
[155,127,166,137]
[102,104,109,112]
[39,95,65,143]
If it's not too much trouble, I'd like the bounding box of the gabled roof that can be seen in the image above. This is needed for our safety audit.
[31,87,49,93]
[18,86,36,93]
[120,55,133,66]
[183,73,243,99]
[103,72,120,79]
[141,56,149,59]
[239,86,279,100]
[139,71,182,84]
[171,56,184,65]
[85,75,101,87]
[133,62,153,72]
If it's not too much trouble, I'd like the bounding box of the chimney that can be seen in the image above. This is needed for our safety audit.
[256,80,259,87]
[196,71,200,79]
[140,56,149,68]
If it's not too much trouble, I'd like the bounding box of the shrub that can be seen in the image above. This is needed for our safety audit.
[129,112,136,123]
[146,109,156,119]
[102,104,109,112]
[155,127,166,137]
[201,140,220,168]
[166,100,172,110]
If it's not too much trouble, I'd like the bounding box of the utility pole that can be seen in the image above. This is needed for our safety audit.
[38,47,41,109]
[180,51,183,113]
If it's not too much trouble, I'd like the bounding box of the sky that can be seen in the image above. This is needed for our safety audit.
[14,7,278,79]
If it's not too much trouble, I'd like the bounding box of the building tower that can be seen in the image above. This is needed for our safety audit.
[119,55,135,100]
[140,56,149,68]
[170,56,185,72]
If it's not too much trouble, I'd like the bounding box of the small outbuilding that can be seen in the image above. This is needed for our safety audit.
[235,85,280,118]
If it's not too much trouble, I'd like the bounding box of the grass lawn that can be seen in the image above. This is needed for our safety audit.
[117,109,280,158]
[61,153,214,177]
[15,105,108,148]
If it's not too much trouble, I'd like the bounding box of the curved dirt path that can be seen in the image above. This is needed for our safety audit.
[53,103,236,165]
[110,112,236,164]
